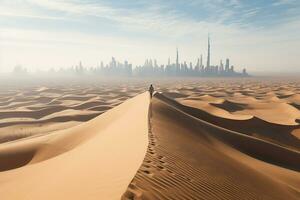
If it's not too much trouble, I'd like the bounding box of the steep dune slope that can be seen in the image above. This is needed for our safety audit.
[123,93,300,200]
[0,93,149,200]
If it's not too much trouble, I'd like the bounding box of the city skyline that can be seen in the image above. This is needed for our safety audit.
[1,1,300,73]
[134,35,247,77]
[12,36,248,77]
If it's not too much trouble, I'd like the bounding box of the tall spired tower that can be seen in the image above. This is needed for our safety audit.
[176,47,180,74]
[206,35,210,70]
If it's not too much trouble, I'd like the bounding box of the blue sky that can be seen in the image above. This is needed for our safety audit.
[0,0,300,73]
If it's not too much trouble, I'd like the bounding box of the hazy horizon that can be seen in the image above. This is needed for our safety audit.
[1,0,300,73]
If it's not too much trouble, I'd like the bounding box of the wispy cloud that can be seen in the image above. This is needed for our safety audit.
[2,0,297,37]
[0,0,299,72]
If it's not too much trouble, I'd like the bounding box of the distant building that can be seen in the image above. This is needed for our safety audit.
[40,36,249,78]
[243,68,247,76]
[206,35,211,71]
[219,60,224,73]
[13,65,27,75]
[225,58,230,72]
[134,37,248,77]
[176,48,180,76]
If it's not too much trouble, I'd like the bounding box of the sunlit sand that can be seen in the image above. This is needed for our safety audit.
[0,78,299,199]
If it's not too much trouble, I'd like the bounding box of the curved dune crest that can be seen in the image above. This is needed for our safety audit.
[177,93,300,126]
[233,101,300,125]
[160,93,300,151]
[183,94,224,103]
[0,93,149,200]
[123,93,300,200]
[180,99,252,120]
[286,94,300,104]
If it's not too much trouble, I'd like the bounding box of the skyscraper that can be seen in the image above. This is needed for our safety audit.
[220,60,224,73]
[176,48,180,75]
[200,54,203,68]
[200,54,204,72]
[225,58,230,72]
[206,35,210,71]
[195,58,200,72]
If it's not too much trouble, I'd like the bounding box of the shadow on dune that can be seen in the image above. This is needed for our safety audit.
[291,103,300,110]
[156,93,300,171]
[159,92,300,152]
[211,100,246,112]
[0,148,36,171]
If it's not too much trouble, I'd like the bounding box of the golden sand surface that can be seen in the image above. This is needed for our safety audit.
[0,78,299,199]
[123,93,300,200]
[0,91,149,200]
[124,78,300,200]
[156,79,300,151]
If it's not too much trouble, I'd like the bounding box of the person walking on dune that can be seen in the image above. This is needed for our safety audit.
[149,84,154,98]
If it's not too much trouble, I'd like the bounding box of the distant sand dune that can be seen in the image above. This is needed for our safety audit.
[211,99,247,112]
[171,94,300,151]
[180,99,251,120]
[0,85,144,143]
[0,121,81,143]
[0,112,100,128]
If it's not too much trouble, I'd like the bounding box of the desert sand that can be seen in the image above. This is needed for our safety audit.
[0,78,300,199]
[123,92,300,199]
[0,83,144,143]
[0,91,149,199]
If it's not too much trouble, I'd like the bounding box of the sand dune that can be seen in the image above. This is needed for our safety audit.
[211,99,247,112]
[286,94,300,105]
[123,93,300,200]
[292,129,300,140]
[175,91,300,126]
[0,92,149,199]
[157,80,300,151]
[0,78,299,199]
[164,94,300,151]
[0,84,144,143]
[0,111,100,130]
[180,99,251,120]
[0,121,82,143]
[232,101,300,125]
